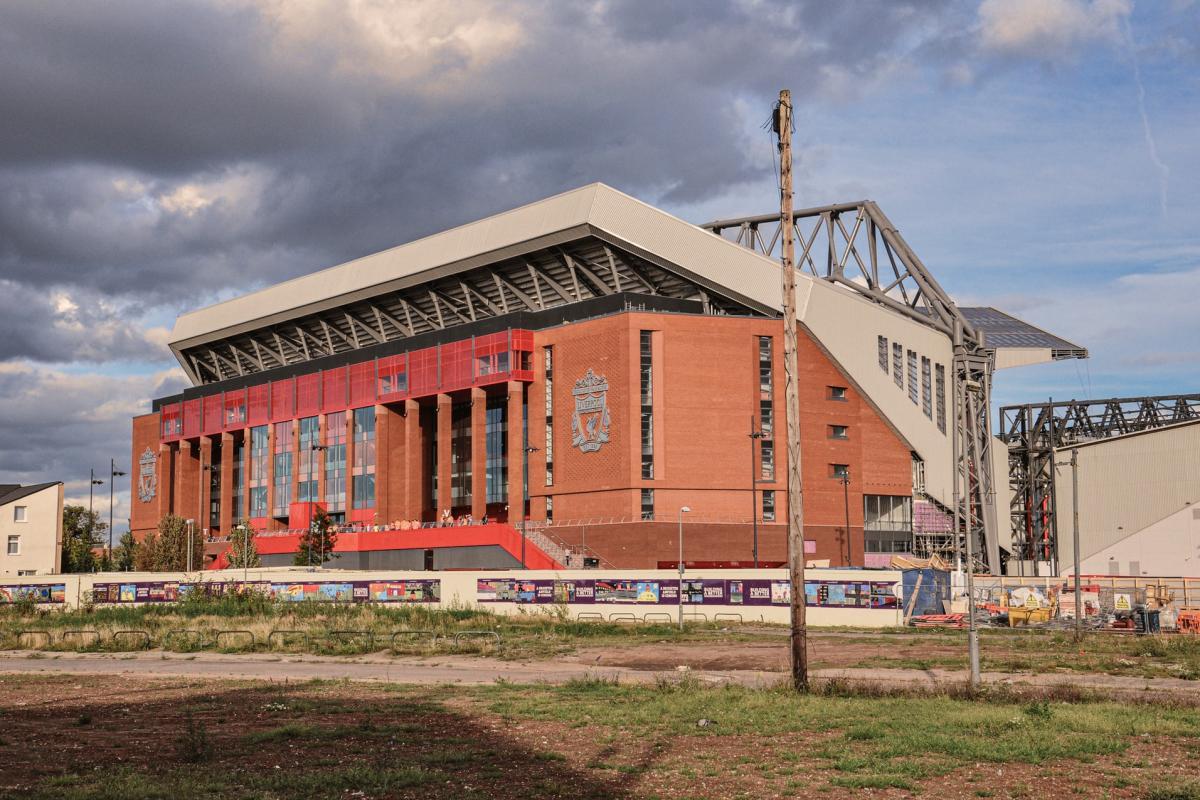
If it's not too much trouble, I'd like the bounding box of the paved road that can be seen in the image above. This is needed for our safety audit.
[2,650,1198,698]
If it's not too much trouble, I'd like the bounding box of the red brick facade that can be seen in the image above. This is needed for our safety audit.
[132,310,913,567]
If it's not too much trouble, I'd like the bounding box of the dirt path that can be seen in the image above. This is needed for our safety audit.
[3,649,1199,698]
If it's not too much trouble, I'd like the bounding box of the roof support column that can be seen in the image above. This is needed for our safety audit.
[219,433,234,535]
[437,394,452,518]
[402,399,424,521]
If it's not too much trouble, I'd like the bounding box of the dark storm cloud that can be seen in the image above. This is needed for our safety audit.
[0,0,958,330]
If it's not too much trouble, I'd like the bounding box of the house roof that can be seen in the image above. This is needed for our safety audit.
[0,482,62,506]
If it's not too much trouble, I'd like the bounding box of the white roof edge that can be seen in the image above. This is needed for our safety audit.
[168,183,795,347]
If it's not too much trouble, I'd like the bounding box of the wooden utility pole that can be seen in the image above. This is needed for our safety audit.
[775,89,808,691]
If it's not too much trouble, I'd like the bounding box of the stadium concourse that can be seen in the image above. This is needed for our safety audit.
[130,184,1084,573]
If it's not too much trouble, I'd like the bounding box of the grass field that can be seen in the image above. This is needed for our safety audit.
[2,673,1199,799]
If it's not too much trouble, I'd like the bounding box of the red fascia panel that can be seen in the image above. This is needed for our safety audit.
[203,395,223,435]
[440,340,473,392]
[247,385,269,425]
[349,362,376,407]
[322,367,348,412]
[511,329,533,352]
[296,373,321,416]
[160,403,182,440]
[270,378,295,422]
[223,389,247,430]
[347,507,375,525]
[182,398,202,437]
[408,346,438,397]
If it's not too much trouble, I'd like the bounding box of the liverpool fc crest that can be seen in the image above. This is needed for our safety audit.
[571,369,611,453]
[137,447,157,502]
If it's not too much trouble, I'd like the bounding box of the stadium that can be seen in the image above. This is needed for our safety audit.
[130,184,1086,573]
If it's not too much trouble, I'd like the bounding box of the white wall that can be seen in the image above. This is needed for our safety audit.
[1065,503,1200,578]
[0,485,63,576]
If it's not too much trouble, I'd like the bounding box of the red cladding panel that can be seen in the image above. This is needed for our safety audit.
[349,362,376,406]
[223,390,247,429]
[183,398,202,437]
[441,340,473,391]
[247,385,269,425]
[270,379,295,421]
[161,404,182,440]
[296,374,321,415]
[409,347,438,396]
[203,395,223,435]
[377,354,408,399]
[322,367,348,412]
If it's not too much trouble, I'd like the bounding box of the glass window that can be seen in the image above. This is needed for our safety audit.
[878,335,888,373]
[272,420,293,517]
[758,336,775,478]
[545,495,553,523]
[13,505,27,523]
[762,490,775,522]
[831,463,849,480]
[324,412,347,514]
[829,386,847,401]
[297,416,320,503]
[907,350,918,405]
[829,425,848,440]
[864,494,914,554]
[352,407,376,510]
[640,488,654,521]
[892,343,904,389]
[231,438,244,521]
[921,357,933,419]
[6,535,17,555]
[760,439,775,481]
[935,364,947,435]
[640,331,654,480]
[486,397,508,504]
[249,425,269,518]
[544,347,553,486]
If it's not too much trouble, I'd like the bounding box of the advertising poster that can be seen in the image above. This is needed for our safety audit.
[0,584,66,604]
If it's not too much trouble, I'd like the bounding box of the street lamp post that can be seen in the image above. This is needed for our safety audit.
[677,506,691,630]
[109,459,127,558]
[310,444,328,568]
[185,519,195,573]
[749,417,764,568]
[235,524,249,586]
[88,470,104,564]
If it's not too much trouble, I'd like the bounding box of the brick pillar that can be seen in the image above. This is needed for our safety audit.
[437,394,452,517]
[158,442,172,519]
[471,387,487,520]
[219,433,234,534]
[177,441,199,525]
[404,399,423,520]
[375,404,389,525]
[198,437,212,537]
[506,381,524,525]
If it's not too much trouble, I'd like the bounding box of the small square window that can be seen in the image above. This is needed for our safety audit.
[13,505,27,523]
[829,425,849,440]
[828,386,848,401]
[6,535,18,555]
[831,464,850,480]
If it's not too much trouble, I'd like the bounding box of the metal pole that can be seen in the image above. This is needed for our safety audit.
[750,415,760,568]
[958,358,981,689]
[776,89,808,691]
[244,525,249,587]
[678,506,690,630]
[843,471,851,566]
[109,459,116,556]
[186,519,194,572]
[1071,448,1082,642]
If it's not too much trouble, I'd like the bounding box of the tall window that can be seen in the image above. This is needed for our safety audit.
[640,331,654,480]
[272,420,293,517]
[352,407,376,510]
[877,335,889,373]
[298,416,319,502]
[249,425,269,518]
[921,357,933,419]
[892,342,904,389]
[208,445,221,530]
[906,349,918,405]
[762,490,776,522]
[935,364,947,435]
[324,412,346,517]
[545,495,553,523]
[759,336,775,481]
[640,488,654,520]
[864,495,914,553]
[486,397,508,504]
[450,403,472,508]
[231,438,244,521]
[544,347,553,486]
[6,536,17,555]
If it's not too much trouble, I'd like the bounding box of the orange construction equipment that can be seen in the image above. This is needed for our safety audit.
[1178,609,1200,634]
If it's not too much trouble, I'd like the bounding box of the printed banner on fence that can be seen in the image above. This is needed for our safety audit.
[0,584,66,604]
[476,578,900,609]
[90,579,440,604]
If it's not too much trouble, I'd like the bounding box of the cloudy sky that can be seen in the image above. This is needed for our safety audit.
[0,0,1196,534]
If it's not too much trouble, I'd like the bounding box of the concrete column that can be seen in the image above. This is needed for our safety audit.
[403,399,423,520]
[471,387,487,520]
[198,437,212,537]
[506,381,524,524]
[219,433,234,533]
[437,394,452,516]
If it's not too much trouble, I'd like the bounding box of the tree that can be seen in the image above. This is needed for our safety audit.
[132,515,204,572]
[61,505,107,573]
[294,507,338,566]
[226,521,261,569]
[112,531,138,571]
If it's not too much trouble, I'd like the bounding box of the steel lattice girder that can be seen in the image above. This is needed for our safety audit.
[998,394,1200,570]
[704,202,1000,573]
